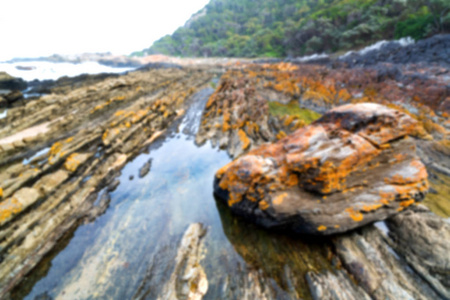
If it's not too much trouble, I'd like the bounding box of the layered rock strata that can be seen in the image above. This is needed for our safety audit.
[0,67,212,298]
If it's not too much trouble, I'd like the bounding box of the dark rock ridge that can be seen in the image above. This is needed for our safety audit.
[0,72,27,91]
[338,34,450,68]
[214,103,429,235]
[27,72,121,95]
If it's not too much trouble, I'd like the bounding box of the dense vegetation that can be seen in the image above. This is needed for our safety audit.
[134,0,449,58]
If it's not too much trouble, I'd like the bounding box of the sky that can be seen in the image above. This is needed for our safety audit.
[0,0,210,61]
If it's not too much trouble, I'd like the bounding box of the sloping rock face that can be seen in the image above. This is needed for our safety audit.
[386,209,450,299]
[0,72,27,91]
[214,103,429,235]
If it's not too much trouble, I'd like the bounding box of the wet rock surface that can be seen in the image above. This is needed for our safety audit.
[214,103,429,235]
[156,223,208,300]
[0,45,448,300]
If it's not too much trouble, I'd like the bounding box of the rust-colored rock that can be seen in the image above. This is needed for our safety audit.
[214,103,429,235]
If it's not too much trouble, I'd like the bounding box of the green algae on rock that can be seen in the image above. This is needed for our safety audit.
[268,101,321,124]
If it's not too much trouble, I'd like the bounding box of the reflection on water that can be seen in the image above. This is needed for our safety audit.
[22,147,50,165]
[15,89,335,300]
[0,109,6,119]
[210,199,333,299]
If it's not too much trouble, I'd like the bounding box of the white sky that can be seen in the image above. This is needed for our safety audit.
[0,0,210,61]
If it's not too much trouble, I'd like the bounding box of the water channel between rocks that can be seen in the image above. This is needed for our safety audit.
[13,89,334,300]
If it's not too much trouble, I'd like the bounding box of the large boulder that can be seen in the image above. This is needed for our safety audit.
[214,103,429,235]
[0,72,27,91]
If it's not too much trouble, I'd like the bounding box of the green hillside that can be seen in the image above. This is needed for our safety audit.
[135,0,450,58]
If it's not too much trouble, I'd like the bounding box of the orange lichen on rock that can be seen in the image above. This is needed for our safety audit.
[362,204,383,212]
[259,200,269,210]
[283,115,297,127]
[238,129,251,150]
[273,193,288,205]
[337,89,352,102]
[0,197,23,223]
[49,142,63,157]
[345,208,364,222]
[276,131,287,140]
[400,199,415,207]
[64,153,84,172]
[214,103,429,235]
[317,225,327,231]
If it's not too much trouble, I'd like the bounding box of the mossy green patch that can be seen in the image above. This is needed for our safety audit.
[424,171,450,218]
[268,101,321,124]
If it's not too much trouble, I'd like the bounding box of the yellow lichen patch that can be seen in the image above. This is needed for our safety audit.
[337,89,352,102]
[317,225,327,231]
[114,110,126,117]
[245,121,260,136]
[273,193,288,205]
[216,164,231,178]
[65,137,74,143]
[0,197,23,222]
[283,115,297,127]
[379,191,395,205]
[361,204,383,212]
[334,225,340,229]
[228,192,243,207]
[422,118,446,135]
[206,93,217,109]
[399,199,415,208]
[49,142,62,156]
[48,141,65,164]
[114,95,126,101]
[0,187,2,199]
[238,129,251,150]
[102,130,110,142]
[286,174,299,187]
[222,122,231,132]
[64,153,82,172]
[393,153,407,162]
[276,131,287,140]
[345,207,364,222]
[259,200,269,210]
[273,80,300,95]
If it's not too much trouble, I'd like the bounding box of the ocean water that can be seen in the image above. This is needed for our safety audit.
[0,61,134,81]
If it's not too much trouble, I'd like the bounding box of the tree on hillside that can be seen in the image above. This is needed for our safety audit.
[139,0,450,58]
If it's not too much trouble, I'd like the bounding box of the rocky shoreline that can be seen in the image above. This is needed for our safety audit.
[0,37,449,299]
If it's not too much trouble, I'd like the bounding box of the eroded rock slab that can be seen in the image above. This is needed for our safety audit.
[214,103,429,235]
[386,209,450,299]
[157,223,208,300]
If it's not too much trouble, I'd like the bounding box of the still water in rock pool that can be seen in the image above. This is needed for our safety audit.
[14,90,333,300]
